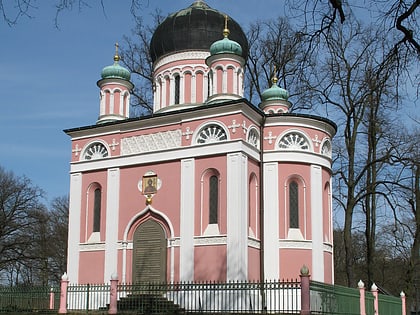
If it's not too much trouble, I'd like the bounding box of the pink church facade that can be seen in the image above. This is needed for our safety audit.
[65,1,336,285]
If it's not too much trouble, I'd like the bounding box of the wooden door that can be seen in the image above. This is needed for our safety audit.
[132,220,167,283]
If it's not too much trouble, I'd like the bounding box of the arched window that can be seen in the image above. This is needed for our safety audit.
[174,75,180,104]
[279,132,310,151]
[83,142,109,160]
[196,123,228,144]
[93,188,101,232]
[289,181,299,228]
[209,175,218,224]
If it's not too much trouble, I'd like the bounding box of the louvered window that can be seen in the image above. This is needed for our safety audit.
[174,75,180,104]
[289,181,299,228]
[93,188,101,232]
[209,176,218,224]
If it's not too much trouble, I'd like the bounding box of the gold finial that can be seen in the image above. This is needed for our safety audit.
[223,15,230,38]
[272,64,278,85]
[114,42,120,62]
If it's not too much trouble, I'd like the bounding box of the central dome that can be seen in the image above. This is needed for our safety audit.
[149,0,249,62]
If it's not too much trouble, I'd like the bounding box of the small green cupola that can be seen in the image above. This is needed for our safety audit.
[100,43,131,81]
[260,70,291,113]
[209,15,242,56]
[261,75,289,102]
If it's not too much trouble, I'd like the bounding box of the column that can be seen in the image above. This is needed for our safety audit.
[311,164,324,281]
[67,172,82,283]
[263,163,279,280]
[104,168,120,281]
[180,74,185,104]
[180,159,195,281]
[227,153,248,281]
[221,69,226,93]
[109,91,114,114]
[191,73,197,103]
[169,77,175,105]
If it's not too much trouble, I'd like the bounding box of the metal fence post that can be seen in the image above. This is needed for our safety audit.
[371,283,379,315]
[86,283,90,312]
[358,280,366,315]
[300,265,310,315]
[400,292,406,315]
[109,274,118,315]
[49,287,55,310]
[58,273,69,314]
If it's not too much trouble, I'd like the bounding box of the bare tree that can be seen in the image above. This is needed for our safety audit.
[245,18,312,110]
[304,17,405,285]
[384,126,420,311]
[0,166,44,282]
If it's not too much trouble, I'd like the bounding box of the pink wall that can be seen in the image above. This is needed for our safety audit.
[280,249,311,280]
[248,246,260,280]
[120,161,181,239]
[324,251,333,284]
[194,245,227,282]
[79,251,105,284]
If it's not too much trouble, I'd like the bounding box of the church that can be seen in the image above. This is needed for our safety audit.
[64,0,336,285]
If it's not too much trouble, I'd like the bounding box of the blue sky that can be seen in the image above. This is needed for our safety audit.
[1,1,284,203]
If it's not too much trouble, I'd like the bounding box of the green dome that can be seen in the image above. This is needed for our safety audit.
[210,36,242,56]
[101,55,131,81]
[209,19,242,56]
[261,80,289,101]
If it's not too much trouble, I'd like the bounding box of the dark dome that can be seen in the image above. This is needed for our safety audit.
[150,0,249,62]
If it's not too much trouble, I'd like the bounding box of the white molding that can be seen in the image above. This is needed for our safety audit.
[263,151,332,169]
[154,51,210,70]
[79,242,106,251]
[70,141,261,173]
[194,235,227,245]
[264,116,336,137]
[248,237,260,249]
[279,239,312,249]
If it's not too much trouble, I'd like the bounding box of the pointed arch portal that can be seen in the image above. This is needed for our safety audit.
[132,220,167,283]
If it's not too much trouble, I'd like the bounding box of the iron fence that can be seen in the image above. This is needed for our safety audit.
[66,279,300,313]
[0,285,60,312]
[67,283,110,311]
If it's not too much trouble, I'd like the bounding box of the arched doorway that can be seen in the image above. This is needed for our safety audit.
[132,220,167,283]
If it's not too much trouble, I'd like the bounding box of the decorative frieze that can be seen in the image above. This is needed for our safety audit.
[121,130,182,155]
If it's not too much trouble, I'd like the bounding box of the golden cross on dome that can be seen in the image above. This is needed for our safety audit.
[272,64,278,85]
[223,15,230,37]
[114,42,120,62]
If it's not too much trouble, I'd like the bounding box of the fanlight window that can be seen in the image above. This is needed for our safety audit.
[321,140,332,157]
[83,142,109,160]
[279,133,310,150]
[247,128,260,148]
[196,124,227,144]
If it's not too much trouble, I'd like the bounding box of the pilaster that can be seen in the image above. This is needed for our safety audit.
[104,168,120,282]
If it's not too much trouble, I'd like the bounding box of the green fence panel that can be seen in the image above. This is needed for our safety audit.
[378,293,402,315]
[310,281,360,315]
[365,291,375,315]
